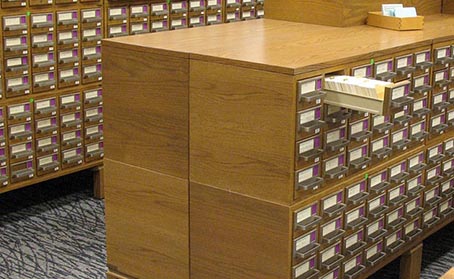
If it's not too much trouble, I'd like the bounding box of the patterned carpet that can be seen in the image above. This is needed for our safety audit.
[0,172,453,279]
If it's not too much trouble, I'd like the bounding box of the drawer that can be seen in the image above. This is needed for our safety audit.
[370,135,391,162]
[388,80,413,109]
[240,6,255,20]
[2,15,27,37]
[150,2,169,16]
[35,116,58,138]
[368,169,389,194]
[107,7,128,25]
[324,107,351,129]
[444,137,454,156]
[8,102,31,124]
[411,96,430,119]
[58,48,79,68]
[36,135,59,157]
[60,111,82,132]
[412,73,431,99]
[1,0,26,9]
[5,74,30,98]
[350,63,373,78]
[390,127,410,152]
[10,159,34,183]
[322,152,347,182]
[370,114,393,138]
[320,215,344,245]
[388,160,409,185]
[367,193,388,219]
[406,174,425,197]
[82,45,102,64]
[8,122,33,144]
[292,255,319,279]
[422,207,440,228]
[81,8,102,29]
[0,166,8,187]
[442,158,454,177]
[427,143,445,165]
[58,66,80,88]
[321,191,345,218]
[61,146,83,169]
[82,63,102,84]
[4,55,29,77]
[206,11,222,26]
[9,141,33,164]
[343,254,365,279]
[130,4,150,20]
[405,196,423,219]
[446,108,454,128]
[170,15,188,30]
[293,228,319,260]
[31,32,54,53]
[319,241,344,271]
[431,91,450,112]
[130,22,149,35]
[387,183,407,206]
[433,68,451,92]
[390,106,411,128]
[343,229,366,256]
[425,165,443,187]
[296,106,324,140]
[85,141,104,162]
[255,4,264,18]
[34,97,57,119]
[295,163,323,193]
[225,7,241,23]
[188,13,205,28]
[296,134,323,168]
[409,120,428,143]
[374,58,396,82]
[365,217,386,242]
[84,87,102,107]
[294,202,321,231]
[348,118,371,145]
[170,1,188,14]
[344,204,367,231]
[32,52,56,73]
[439,198,454,218]
[345,180,369,206]
[414,49,433,75]
[108,24,128,38]
[384,228,404,253]
[150,17,169,32]
[36,153,59,176]
[84,106,103,125]
[81,27,102,44]
[323,125,348,155]
[433,45,454,69]
[394,53,415,81]
[57,29,79,48]
[440,178,454,197]
[423,185,441,208]
[56,11,79,31]
[32,71,56,93]
[61,129,82,150]
[347,144,370,173]
[60,92,81,113]
[403,218,422,241]
[85,123,103,144]
[364,241,386,267]
[385,206,405,231]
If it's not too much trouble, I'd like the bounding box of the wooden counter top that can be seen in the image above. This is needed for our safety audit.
[103,14,454,75]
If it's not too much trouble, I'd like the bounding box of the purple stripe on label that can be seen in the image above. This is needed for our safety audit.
[414,220,419,228]
[421,122,426,130]
[381,171,387,181]
[340,127,346,138]
[96,10,101,17]
[22,57,28,65]
[377,242,383,252]
[404,84,410,95]
[363,120,369,130]
[72,30,77,38]
[309,258,315,268]
[99,142,104,148]
[438,145,443,153]
[402,129,408,138]
[49,72,54,79]
[400,185,405,194]
[401,162,406,171]
[1,168,6,176]
[96,64,102,72]
[52,154,58,161]
[416,198,421,207]
[96,46,101,53]
[47,14,53,21]
[310,231,316,242]
[335,218,342,228]
[51,118,56,125]
[98,107,103,113]
[433,208,438,215]
[0,129,3,137]
[49,99,56,106]
[398,208,403,216]
[75,130,81,137]
[422,98,427,107]
[0,149,4,156]
[333,269,339,278]
[387,61,393,71]
[96,28,101,35]
[75,112,81,119]
[121,7,127,14]
[163,3,168,9]
[378,219,384,228]
[25,123,31,130]
[26,161,32,168]
[144,23,148,29]
[24,104,30,111]
[383,137,389,146]
[316,79,322,90]
[337,192,343,202]
[380,195,386,204]
[74,68,79,75]
[359,207,365,216]
[358,230,364,239]
[407,56,413,65]
[314,137,320,148]
[339,154,345,165]
[311,204,317,215]
[448,48,452,57]
[397,230,402,239]
[441,114,446,123]
[52,136,57,144]
[360,181,366,191]
[26,142,31,149]
[362,146,368,156]
[72,49,78,57]
[99,124,103,132]
[366,65,372,76]
[21,37,27,44]
[335,244,341,254]
[20,16,26,24]
[435,187,440,195]
[72,12,77,19]
[163,20,168,26]
[143,6,148,13]
[122,25,127,33]
[23,76,29,84]
[313,165,319,176]
[76,148,82,155]
[48,33,53,41]
[423,75,429,84]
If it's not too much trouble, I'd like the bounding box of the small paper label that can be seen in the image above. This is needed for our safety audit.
[392,86,405,100]
[434,94,444,104]
[387,233,397,246]
[86,108,98,117]
[436,72,445,82]
[32,14,48,24]
[85,90,99,100]
[299,110,316,124]
[406,200,416,213]
[172,19,182,26]
[369,196,381,211]
[83,10,96,19]
[416,53,426,64]
[392,131,404,143]
[62,114,75,122]
[35,73,49,83]
[11,144,26,154]
[152,4,164,12]
[366,245,378,259]
[442,181,451,193]
[446,140,454,151]
[323,220,336,236]
[299,139,314,154]
[351,122,363,135]
[344,257,357,273]
[37,137,52,148]
[87,143,99,153]
[4,17,21,26]
[326,129,341,143]
[8,78,23,87]
[109,8,123,17]
[63,132,76,141]
[372,139,384,151]
[33,34,48,43]
[7,57,23,67]
[424,211,434,223]
[34,53,49,63]
[10,124,25,134]
[397,57,408,69]
[405,222,416,234]
[413,100,424,111]
[437,48,448,59]
[368,220,380,235]
[440,201,449,213]
[412,123,422,135]
[294,261,309,278]
[60,69,74,78]
[226,12,236,20]
[321,246,336,263]
[353,67,367,77]
[414,76,424,88]
[37,119,51,129]
[131,6,144,14]
[376,62,388,74]
[64,149,76,159]
[83,29,96,38]
[298,168,313,183]
[432,116,441,127]
[407,177,419,191]
[207,15,217,22]
[39,156,53,166]
[84,65,97,74]
[295,233,311,251]
[59,31,73,41]
[345,234,358,249]
[152,21,163,29]
[59,50,73,59]
[389,187,400,201]
[325,157,339,171]
[58,12,73,22]
[323,194,338,211]
[61,95,75,105]
[300,80,316,95]
[296,206,312,224]
[190,17,200,24]
[110,26,122,34]
[173,2,183,9]
[346,209,360,224]
[349,148,362,162]
[348,184,361,198]
[9,105,24,114]
[425,189,435,201]
[5,37,21,47]
[374,115,385,126]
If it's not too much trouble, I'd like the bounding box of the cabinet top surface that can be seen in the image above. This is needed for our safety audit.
[104,14,454,75]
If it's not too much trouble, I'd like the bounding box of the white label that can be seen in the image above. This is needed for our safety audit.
[405,222,416,234]
[390,165,402,178]
[348,184,361,198]
[173,2,182,9]
[300,80,316,95]
[37,119,51,129]
[5,17,21,26]
[9,105,24,114]
[294,261,309,278]
[190,1,200,8]
[326,130,340,143]
[190,17,200,24]
[295,234,311,251]
[366,245,378,259]
[376,62,388,74]
[353,67,367,77]
[349,148,362,162]
[395,110,405,118]
[60,69,73,78]
[345,234,358,249]
[12,144,26,154]
[323,195,338,211]
[416,53,426,64]
[346,209,360,224]
[424,211,434,222]
[434,94,444,104]
[86,108,98,117]
[109,8,122,17]
[444,161,452,172]
[207,15,217,22]
[414,76,424,88]
[368,221,380,235]
[369,197,381,211]
[436,72,445,82]
[84,65,97,74]
[62,114,75,122]
[152,21,163,29]
[344,257,357,273]
[152,4,164,12]
[64,149,77,159]
[392,86,405,100]
[227,12,236,20]
[296,207,312,223]
[442,181,451,192]
[131,23,144,32]
[7,57,23,67]
[35,73,49,83]
[393,131,403,143]
[389,187,400,201]
[59,12,73,22]
[374,115,385,126]
[449,111,454,121]
[227,0,236,3]
[429,147,440,158]
[427,168,437,180]
[36,100,51,110]
[110,26,122,34]
[412,123,422,135]
[387,233,397,245]
[59,50,73,59]
[61,95,75,105]
[409,156,420,168]
[370,174,383,188]
[321,246,336,263]
[131,6,144,14]
[34,53,48,63]
[83,29,96,38]
[5,37,21,47]
[397,57,408,69]
[407,177,419,191]
[83,10,96,19]
[441,201,449,213]
[426,189,435,201]
[208,0,217,5]
[372,139,384,151]
[323,221,336,236]
[10,125,25,134]
[413,100,424,111]
[407,200,416,212]
[8,78,23,87]
[59,32,72,41]
[63,132,76,141]
[87,144,99,153]
[446,140,454,151]
[39,156,53,166]
[351,122,363,135]
[299,110,316,124]
[37,137,52,148]
[299,139,314,154]
[85,90,98,100]
[325,157,339,171]
[437,48,448,59]
[84,47,96,56]
[32,14,48,24]
[33,34,48,43]
[298,168,312,183]
[432,116,442,127]
[172,19,182,26]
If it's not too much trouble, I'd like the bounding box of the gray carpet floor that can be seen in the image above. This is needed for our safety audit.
[0,171,453,279]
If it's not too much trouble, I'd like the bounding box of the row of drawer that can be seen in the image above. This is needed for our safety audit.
[0,0,97,9]
[1,139,103,186]
[293,209,448,279]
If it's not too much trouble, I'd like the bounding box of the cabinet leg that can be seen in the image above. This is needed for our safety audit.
[400,243,423,279]
[92,165,104,199]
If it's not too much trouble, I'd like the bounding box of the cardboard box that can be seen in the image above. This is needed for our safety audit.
[367,12,424,31]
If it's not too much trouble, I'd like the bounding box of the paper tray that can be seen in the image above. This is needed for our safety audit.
[367,12,424,31]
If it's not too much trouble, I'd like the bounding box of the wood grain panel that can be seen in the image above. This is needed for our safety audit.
[103,44,189,179]
[189,60,295,204]
[404,0,442,14]
[443,0,454,13]
[104,159,189,279]
[190,182,291,279]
